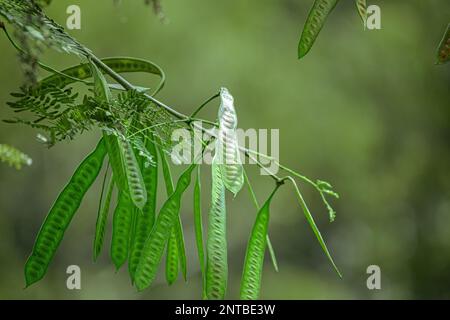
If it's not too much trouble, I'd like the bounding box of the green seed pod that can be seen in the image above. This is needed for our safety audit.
[165,231,179,285]
[159,146,187,283]
[298,0,340,59]
[93,173,115,261]
[205,163,227,299]
[110,190,134,270]
[193,167,206,298]
[24,139,106,287]
[240,186,279,300]
[134,164,196,291]
[128,138,158,281]
[118,136,147,210]
[41,57,166,95]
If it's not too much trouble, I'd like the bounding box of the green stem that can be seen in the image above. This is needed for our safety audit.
[89,54,187,120]
[1,26,91,85]
[190,93,220,118]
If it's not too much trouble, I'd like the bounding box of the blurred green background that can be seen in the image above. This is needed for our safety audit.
[0,0,449,299]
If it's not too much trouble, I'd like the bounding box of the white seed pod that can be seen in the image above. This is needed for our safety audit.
[214,87,244,195]
[117,134,148,209]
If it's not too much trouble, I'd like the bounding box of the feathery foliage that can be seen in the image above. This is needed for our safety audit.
[0,143,32,169]
[1,0,344,300]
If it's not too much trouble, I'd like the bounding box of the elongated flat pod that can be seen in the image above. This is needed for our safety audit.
[128,137,158,281]
[205,163,228,299]
[355,0,367,27]
[436,24,450,64]
[243,170,279,272]
[194,166,206,298]
[118,135,147,209]
[158,147,175,195]
[298,0,340,59]
[89,60,128,192]
[103,134,128,191]
[165,231,179,285]
[159,146,187,282]
[216,87,243,195]
[158,146,180,284]
[174,214,187,281]
[90,59,112,102]
[24,139,106,287]
[93,173,115,261]
[40,57,166,95]
[240,186,279,300]
[134,164,196,291]
[110,190,134,270]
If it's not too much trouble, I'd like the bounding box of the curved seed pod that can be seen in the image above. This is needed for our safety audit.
[103,134,127,191]
[240,186,279,300]
[205,163,227,300]
[158,147,175,195]
[159,146,179,284]
[165,232,179,285]
[128,206,139,274]
[110,190,134,270]
[436,24,450,64]
[40,57,166,95]
[90,60,129,193]
[298,0,340,59]
[134,164,196,291]
[244,170,279,272]
[90,59,112,102]
[24,139,106,287]
[355,0,367,28]
[174,214,187,281]
[93,173,115,261]
[159,146,187,282]
[194,166,206,298]
[118,136,147,209]
[216,87,244,195]
[129,138,158,281]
